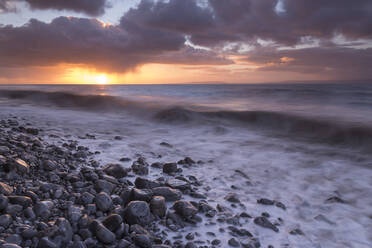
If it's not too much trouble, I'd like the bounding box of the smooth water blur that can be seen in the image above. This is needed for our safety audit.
[2,83,372,125]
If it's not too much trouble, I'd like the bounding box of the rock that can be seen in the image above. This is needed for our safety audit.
[26,128,39,135]
[24,207,36,219]
[135,177,161,189]
[103,164,128,179]
[37,237,57,248]
[2,244,22,248]
[123,201,152,226]
[289,228,304,235]
[166,179,190,191]
[21,228,38,239]
[275,201,286,210]
[0,214,12,228]
[96,223,115,244]
[152,187,182,201]
[131,188,153,202]
[8,196,32,208]
[6,204,23,216]
[43,160,57,171]
[160,142,172,148]
[102,214,123,232]
[12,159,30,174]
[0,146,10,155]
[224,193,240,203]
[325,196,345,204]
[0,194,9,210]
[257,198,274,205]
[55,218,73,245]
[80,192,95,205]
[132,158,149,175]
[95,192,112,212]
[94,179,115,194]
[254,217,279,232]
[163,163,178,174]
[150,196,166,217]
[185,242,197,248]
[0,182,13,195]
[173,201,198,217]
[134,234,152,248]
[228,238,240,247]
[34,200,54,219]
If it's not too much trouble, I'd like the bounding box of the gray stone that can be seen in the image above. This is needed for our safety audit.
[96,223,115,244]
[34,201,54,219]
[162,163,178,174]
[102,214,122,232]
[0,182,13,195]
[103,164,128,178]
[12,159,30,174]
[95,192,112,212]
[0,214,12,228]
[80,192,94,205]
[152,187,182,201]
[8,196,32,208]
[135,177,161,189]
[173,201,198,217]
[0,194,9,210]
[150,196,166,217]
[124,201,152,226]
[43,160,57,171]
[254,217,279,232]
[134,234,152,248]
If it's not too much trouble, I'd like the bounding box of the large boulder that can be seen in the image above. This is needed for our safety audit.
[102,214,123,232]
[135,177,161,189]
[123,201,152,226]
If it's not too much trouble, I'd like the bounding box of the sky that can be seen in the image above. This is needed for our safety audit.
[0,0,371,84]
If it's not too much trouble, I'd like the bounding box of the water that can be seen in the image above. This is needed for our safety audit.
[1,83,372,248]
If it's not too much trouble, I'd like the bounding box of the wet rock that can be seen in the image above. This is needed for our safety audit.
[5,234,22,245]
[254,217,279,232]
[135,177,161,189]
[0,214,12,228]
[94,179,115,194]
[0,146,10,155]
[134,234,152,248]
[34,201,54,219]
[152,187,182,201]
[228,238,240,247]
[95,192,112,212]
[166,179,190,191]
[102,214,123,232]
[2,244,22,248]
[0,194,9,210]
[160,142,172,148]
[225,193,240,203]
[275,201,286,210]
[123,201,152,226]
[257,198,274,205]
[325,196,345,204]
[185,242,197,248]
[103,164,128,179]
[131,188,153,202]
[68,205,83,223]
[55,218,73,245]
[132,158,149,175]
[8,196,32,208]
[38,237,57,248]
[163,163,178,174]
[150,196,166,217]
[173,201,198,217]
[42,160,57,171]
[96,223,115,244]
[12,159,30,174]
[21,228,38,239]
[289,228,304,235]
[0,182,13,195]
[80,192,95,205]
[6,204,23,216]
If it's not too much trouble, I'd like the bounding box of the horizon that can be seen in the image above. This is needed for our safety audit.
[1,0,372,84]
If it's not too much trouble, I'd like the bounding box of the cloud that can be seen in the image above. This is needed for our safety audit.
[0,16,230,72]
[1,0,109,16]
[244,46,372,79]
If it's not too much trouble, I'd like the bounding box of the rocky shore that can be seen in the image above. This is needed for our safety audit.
[0,117,290,248]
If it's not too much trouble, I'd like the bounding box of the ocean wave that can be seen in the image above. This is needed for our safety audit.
[1,89,372,150]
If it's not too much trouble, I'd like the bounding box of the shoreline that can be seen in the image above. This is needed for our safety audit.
[0,117,286,248]
[0,104,371,248]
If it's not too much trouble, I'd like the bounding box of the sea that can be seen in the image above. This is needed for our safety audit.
[0,83,371,248]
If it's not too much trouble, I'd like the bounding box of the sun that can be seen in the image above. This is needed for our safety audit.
[95,74,108,85]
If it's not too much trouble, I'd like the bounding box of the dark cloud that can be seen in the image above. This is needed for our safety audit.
[0,0,109,16]
[244,46,372,79]
[0,16,230,72]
